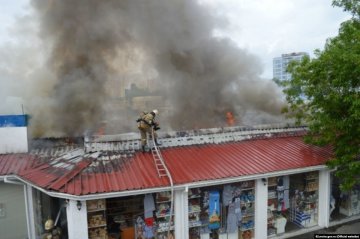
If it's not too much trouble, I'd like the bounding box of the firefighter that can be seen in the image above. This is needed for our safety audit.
[42,219,62,239]
[137,109,161,152]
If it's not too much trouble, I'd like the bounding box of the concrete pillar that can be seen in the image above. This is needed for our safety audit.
[318,169,331,228]
[66,200,88,239]
[174,188,189,239]
[255,178,268,239]
[24,185,36,239]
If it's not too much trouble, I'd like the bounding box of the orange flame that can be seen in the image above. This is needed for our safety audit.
[226,112,235,126]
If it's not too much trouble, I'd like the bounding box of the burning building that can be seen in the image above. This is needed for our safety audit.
[2,1,356,239]
[2,114,358,239]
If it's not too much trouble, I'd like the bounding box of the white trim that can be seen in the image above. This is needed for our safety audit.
[4,176,24,185]
[3,165,327,200]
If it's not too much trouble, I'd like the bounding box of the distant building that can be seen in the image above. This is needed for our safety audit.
[273,52,309,81]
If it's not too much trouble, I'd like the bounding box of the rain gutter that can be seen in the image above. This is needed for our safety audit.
[3,164,328,200]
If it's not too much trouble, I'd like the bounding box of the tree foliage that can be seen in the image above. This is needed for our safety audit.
[281,2,360,190]
[332,0,360,16]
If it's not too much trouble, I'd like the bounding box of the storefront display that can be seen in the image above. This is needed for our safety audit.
[339,189,360,216]
[107,196,143,239]
[289,172,318,229]
[330,172,360,220]
[87,199,108,239]
[188,180,256,239]
[155,191,174,237]
[267,176,289,236]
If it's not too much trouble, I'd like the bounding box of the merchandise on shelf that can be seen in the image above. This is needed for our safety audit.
[87,199,108,239]
[289,172,319,229]
[339,189,360,216]
[155,192,175,237]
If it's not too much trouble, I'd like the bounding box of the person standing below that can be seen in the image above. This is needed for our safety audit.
[137,109,161,152]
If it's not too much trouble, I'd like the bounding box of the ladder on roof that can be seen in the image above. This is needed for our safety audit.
[150,129,167,177]
[150,130,174,238]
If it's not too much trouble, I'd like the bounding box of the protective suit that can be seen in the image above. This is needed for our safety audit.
[137,109,161,152]
[42,219,62,239]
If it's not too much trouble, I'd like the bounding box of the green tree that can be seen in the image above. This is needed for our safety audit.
[281,1,360,190]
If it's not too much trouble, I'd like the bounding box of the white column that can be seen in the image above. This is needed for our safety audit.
[255,178,268,239]
[24,185,36,239]
[318,169,331,228]
[67,200,88,239]
[174,188,189,239]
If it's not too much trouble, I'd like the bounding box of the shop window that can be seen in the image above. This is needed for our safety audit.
[105,196,143,239]
[87,199,108,239]
[103,193,176,239]
[188,181,255,239]
[154,191,174,238]
[267,176,290,237]
[288,172,319,231]
[331,173,360,220]
[267,173,320,236]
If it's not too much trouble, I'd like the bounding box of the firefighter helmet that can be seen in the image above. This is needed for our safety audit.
[152,109,159,115]
[45,219,54,230]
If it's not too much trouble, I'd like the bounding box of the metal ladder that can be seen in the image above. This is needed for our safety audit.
[150,129,174,238]
[150,129,167,177]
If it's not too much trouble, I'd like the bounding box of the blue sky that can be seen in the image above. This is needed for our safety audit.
[0,0,351,79]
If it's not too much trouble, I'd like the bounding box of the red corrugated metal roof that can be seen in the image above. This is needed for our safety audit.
[161,136,331,184]
[0,154,39,176]
[0,135,332,196]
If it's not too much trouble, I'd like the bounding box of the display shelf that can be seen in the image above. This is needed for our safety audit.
[241,187,255,191]
[88,224,107,229]
[88,208,107,213]
[267,177,280,237]
[156,200,172,203]
[157,226,175,232]
[339,189,360,216]
[156,213,172,218]
[188,188,202,231]
[87,199,108,239]
[155,191,174,236]
[289,173,319,229]
[240,227,254,231]
[189,220,203,228]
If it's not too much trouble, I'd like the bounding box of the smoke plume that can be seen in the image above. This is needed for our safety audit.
[1,0,286,137]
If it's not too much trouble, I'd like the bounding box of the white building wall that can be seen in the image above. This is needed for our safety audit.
[67,200,88,239]
[0,127,28,153]
[0,182,28,239]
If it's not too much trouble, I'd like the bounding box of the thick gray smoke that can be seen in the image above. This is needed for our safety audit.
[2,0,285,137]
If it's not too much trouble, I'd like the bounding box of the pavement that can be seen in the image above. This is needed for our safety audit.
[291,220,360,238]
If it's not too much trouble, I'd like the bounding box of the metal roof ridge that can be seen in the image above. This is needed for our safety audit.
[84,124,308,152]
